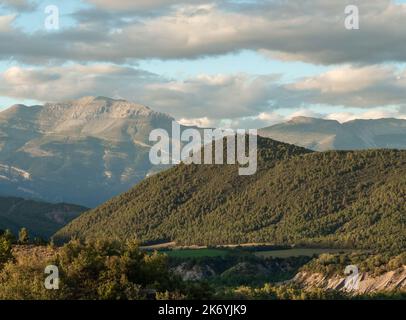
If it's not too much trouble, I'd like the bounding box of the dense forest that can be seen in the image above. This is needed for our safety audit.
[0,231,404,300]
[54,137,405,257]
[0,196,87,238]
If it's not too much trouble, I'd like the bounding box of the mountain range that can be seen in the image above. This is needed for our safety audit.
[55,136,406,255]
[0,96,178,207]
[0,96,405,209]
[259,116,406,151]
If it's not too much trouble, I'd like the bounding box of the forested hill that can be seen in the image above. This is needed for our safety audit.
[0,196,87,238]
[54,137,405,255]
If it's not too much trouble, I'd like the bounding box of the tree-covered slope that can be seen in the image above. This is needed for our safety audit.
[54,137,405,254]
[0,196,87,238]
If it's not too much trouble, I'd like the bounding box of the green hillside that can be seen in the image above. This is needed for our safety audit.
[0,196,87,238]
[54,137,405,254]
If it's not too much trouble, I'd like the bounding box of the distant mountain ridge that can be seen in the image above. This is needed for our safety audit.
[1,96,405,207]
[0,96,178,207]
[259,117,406,151]
[1,96,173,145]
[0,196,87,239]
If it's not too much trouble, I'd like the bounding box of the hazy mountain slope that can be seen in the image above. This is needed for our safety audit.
[0,196,87,238]
[54,137,406,254]
[259,117,406,151]
[0,97,177,207]
[344,118,406,149]
[1,97,404,207]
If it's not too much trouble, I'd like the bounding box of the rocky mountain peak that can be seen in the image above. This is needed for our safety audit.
[289,116,340,125]
[42,96,159,121]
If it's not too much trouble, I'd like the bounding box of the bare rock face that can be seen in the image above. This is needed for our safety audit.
[291,266,406,294]
[172,263,216,281]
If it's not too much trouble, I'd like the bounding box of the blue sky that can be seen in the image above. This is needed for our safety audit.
[0,0,405,127]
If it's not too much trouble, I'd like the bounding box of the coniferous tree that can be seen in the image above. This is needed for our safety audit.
[18,228,29,245]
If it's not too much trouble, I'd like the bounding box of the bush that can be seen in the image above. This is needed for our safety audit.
[0,239,185,300]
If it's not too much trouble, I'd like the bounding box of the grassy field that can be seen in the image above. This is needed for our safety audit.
[255,248,353,258]
[162,248,230,258]
[158,247,355,259]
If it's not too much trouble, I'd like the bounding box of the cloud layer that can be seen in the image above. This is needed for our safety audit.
[0,0,36,12]
[1,0,406,64]
[1,63,405,127]
[1,0,405,126]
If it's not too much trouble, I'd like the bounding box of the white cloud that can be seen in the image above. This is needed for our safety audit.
[1,63,405,129]
[0,65,278,120]
[87,0,192,11]
[288,109,323,119]
[141,73,278,119]
[0,64,159,102]
[325,109,406,123]
[285,64,406,108]
[2,0,406,64]
[257,112,285,123]
[0,14,16,32]
[178,117,214,127]
[0,0,36,12]
[291,65,395,94]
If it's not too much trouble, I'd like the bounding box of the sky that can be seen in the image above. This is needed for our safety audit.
[0,0,406,128]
